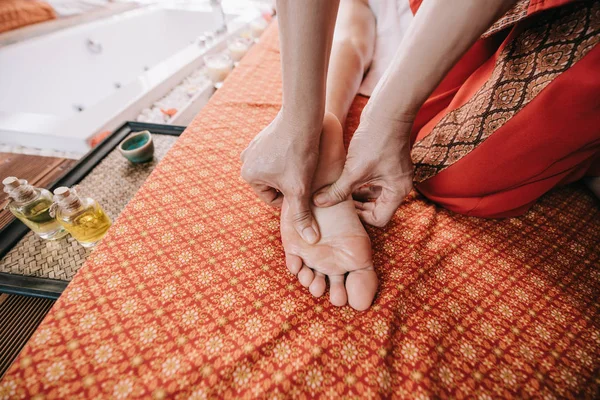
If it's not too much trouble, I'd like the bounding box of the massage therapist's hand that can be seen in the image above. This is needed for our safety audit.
[313,113,414,227]
[309,0,519,227]
[241,112,322,244]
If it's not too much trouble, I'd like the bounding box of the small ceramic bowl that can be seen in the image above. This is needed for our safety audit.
[119,130,154,163]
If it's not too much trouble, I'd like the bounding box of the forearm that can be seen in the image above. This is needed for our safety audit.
[277,0,340,131]
[364,0,517,127]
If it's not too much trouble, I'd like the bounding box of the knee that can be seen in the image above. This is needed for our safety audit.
[333,0,376,67]
[349,35,374,68]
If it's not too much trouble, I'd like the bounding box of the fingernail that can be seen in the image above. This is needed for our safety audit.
[302,227,318,244]
[313,192,327,206]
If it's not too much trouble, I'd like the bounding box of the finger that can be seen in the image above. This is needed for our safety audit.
[287,193,320,244]
[352,185,382,202]
[252,184,283,207]
[346,267,378,311]
[285,253,302,275]
[357,189,404,228]
[270,196,283,208]
[297,265,315,288]
[309,272,326,298]
[313,168,358,207]
[328,275,347,307]
[353,200,375,212]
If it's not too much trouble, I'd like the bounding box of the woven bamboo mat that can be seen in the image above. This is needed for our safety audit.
[0,134,178,281]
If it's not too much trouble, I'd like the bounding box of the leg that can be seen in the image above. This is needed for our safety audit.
[325,0,376,125]
[281,113,378,311]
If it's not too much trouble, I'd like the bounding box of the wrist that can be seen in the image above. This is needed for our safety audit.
[360,105,415,137]
[278,108,323,138]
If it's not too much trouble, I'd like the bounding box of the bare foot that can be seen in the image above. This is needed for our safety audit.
[280,113,378,311]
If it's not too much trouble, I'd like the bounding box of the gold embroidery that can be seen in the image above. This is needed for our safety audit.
[412,1,600,183]
[483,0,530,38]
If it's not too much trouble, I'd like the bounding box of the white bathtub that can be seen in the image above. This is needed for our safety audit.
[0,3,257,153]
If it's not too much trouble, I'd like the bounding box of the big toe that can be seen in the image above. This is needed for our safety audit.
[328,275,348,307]
[345,268,378,311]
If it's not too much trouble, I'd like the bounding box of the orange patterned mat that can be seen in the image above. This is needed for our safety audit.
[1,23,599,399]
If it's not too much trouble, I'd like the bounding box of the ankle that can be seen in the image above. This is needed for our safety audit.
[311,113,346,190]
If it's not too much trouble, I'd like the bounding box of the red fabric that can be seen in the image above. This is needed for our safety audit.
[409,0,585,144]
[410,33,508,147]
[1,22,600,400]
[411,5,600,217]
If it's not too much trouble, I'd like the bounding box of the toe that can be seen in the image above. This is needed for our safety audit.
[285,253,303,275]
[346,268,378,311]
[297,265,315,288]
[309,272,326,297]
[328,275,348,307]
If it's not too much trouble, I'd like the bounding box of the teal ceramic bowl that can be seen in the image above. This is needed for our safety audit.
[119,130,154,163]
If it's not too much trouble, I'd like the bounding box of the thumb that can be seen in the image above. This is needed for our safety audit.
[287,193,320,244]
[313,168,357,207]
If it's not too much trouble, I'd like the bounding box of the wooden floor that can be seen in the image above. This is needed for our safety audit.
[0,293,55,378]
[0,153,76,229]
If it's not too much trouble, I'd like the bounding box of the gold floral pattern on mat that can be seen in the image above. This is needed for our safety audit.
[0,23,599,399]
[412,1,600,183]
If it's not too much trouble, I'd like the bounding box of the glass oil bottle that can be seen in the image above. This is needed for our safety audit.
[3,177,67,240]
[52,186,112,248]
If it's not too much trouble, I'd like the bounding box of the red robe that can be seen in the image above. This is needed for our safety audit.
[408,0,600,217]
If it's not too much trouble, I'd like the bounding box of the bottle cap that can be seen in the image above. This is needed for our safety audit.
[3,177,36,203]
[3,176,21,193]
[53,187,71,198]
[52,186,81,212]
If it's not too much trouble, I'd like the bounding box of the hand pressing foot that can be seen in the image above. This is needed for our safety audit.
[280,112,378,311]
